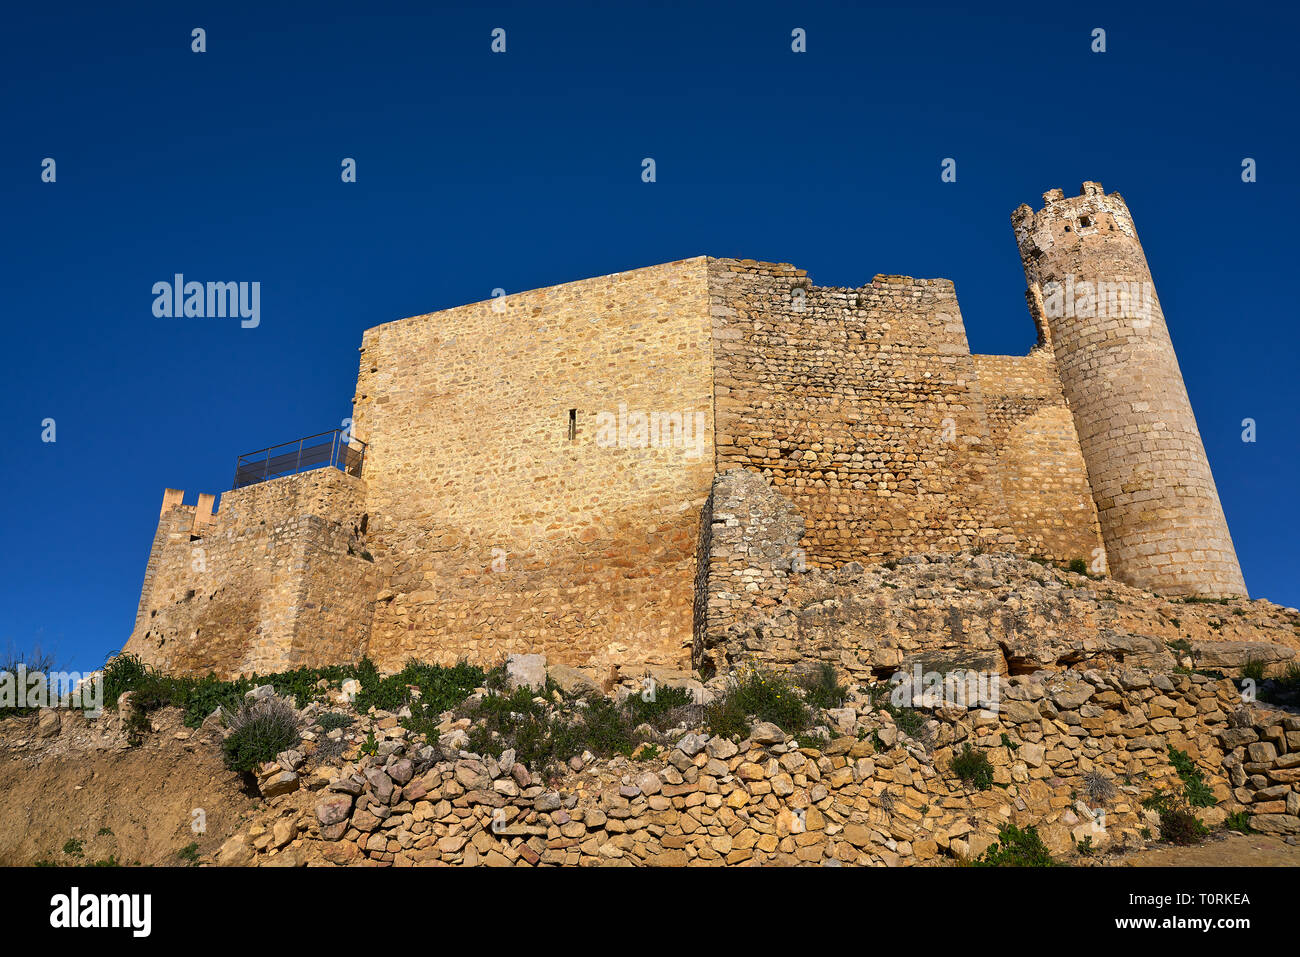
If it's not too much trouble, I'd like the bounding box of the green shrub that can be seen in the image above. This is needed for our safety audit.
[177,843,200,864]
[623,684,696,732]
[1159,806,1209,845]
[704,668,812,738]
[1141,789,1170,811]
[951,744,994,790]
[1168,748,1216,808]
[1067,557,1089,575]
[358,658,486,716]
[123,705,152,747]
[1240,658,1266,683]
[1182,775,1216,808]
[799,662,848,711]
[100,655,486,743]
[1223,810,1253,833]
[62,838,83,857]
[703,692,749,740]
[974,824,1054,866]
[465,686,641,774]
[316,711,354,732]
[1143,787,1211,845]
[221,696,301,772]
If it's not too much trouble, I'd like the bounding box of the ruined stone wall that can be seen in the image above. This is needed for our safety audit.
[1014,182,1246,598]
[696,471,1296,682]
[971,349,1104,564]
[351,258,716,674]
[707,259,1014,567]
[122,469,375,677]
[695,469,806,666]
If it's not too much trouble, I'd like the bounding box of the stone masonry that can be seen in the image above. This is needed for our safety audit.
[1013,183,1246,597]
[123,182,1250,679]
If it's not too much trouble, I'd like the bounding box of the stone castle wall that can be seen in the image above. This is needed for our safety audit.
[350,257,716,674]
[123,469,377,676]
[121,183,1249,679]
[971,349,1104,564]
[708,260,1018,565]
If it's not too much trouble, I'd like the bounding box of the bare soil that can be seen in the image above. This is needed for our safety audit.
[1098,830,1300,867]
[0,710,257,866]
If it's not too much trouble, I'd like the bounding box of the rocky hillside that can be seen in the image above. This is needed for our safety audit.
[5,549,1299,868]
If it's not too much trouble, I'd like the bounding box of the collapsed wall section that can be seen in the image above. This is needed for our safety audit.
[351,257,716,673]
[122,469,376,677]
[694,468,806,669]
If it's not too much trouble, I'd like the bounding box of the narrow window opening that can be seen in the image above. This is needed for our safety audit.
[568,409,577,441]
[1078,215,1093,228]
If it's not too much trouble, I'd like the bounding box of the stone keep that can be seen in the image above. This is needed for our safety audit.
[1013,182,1246,598]
[122,181,1248,679]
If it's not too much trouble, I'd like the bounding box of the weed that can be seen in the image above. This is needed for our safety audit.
[974,824,1054,866]
[221,696,301,772]
[951,744,993,790]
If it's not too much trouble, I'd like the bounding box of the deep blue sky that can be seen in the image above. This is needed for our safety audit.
[3,1,1296,672]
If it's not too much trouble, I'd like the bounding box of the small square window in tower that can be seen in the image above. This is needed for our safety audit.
[568,409,577,441]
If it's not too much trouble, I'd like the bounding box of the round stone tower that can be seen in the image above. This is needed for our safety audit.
[1012,182,1246,597]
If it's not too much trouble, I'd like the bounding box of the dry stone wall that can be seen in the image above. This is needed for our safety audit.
[223,668,1300,867]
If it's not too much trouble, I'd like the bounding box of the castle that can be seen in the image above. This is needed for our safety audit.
[122,182,1247,679]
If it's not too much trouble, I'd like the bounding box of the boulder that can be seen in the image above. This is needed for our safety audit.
[315,795,353,826]
[548,664,599,696]
[216,835,254,867]
[506,654,548,692]
[751,722,786,745]
[1191,641,1295,670]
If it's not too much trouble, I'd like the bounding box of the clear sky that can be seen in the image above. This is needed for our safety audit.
[3,1,1296,673]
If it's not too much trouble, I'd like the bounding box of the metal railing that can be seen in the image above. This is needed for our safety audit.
[232,429,367,489]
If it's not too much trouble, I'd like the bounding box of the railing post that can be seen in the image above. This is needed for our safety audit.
[296,437,303,474]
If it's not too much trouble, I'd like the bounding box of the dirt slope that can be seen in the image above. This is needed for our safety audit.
[0,708,257,866]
